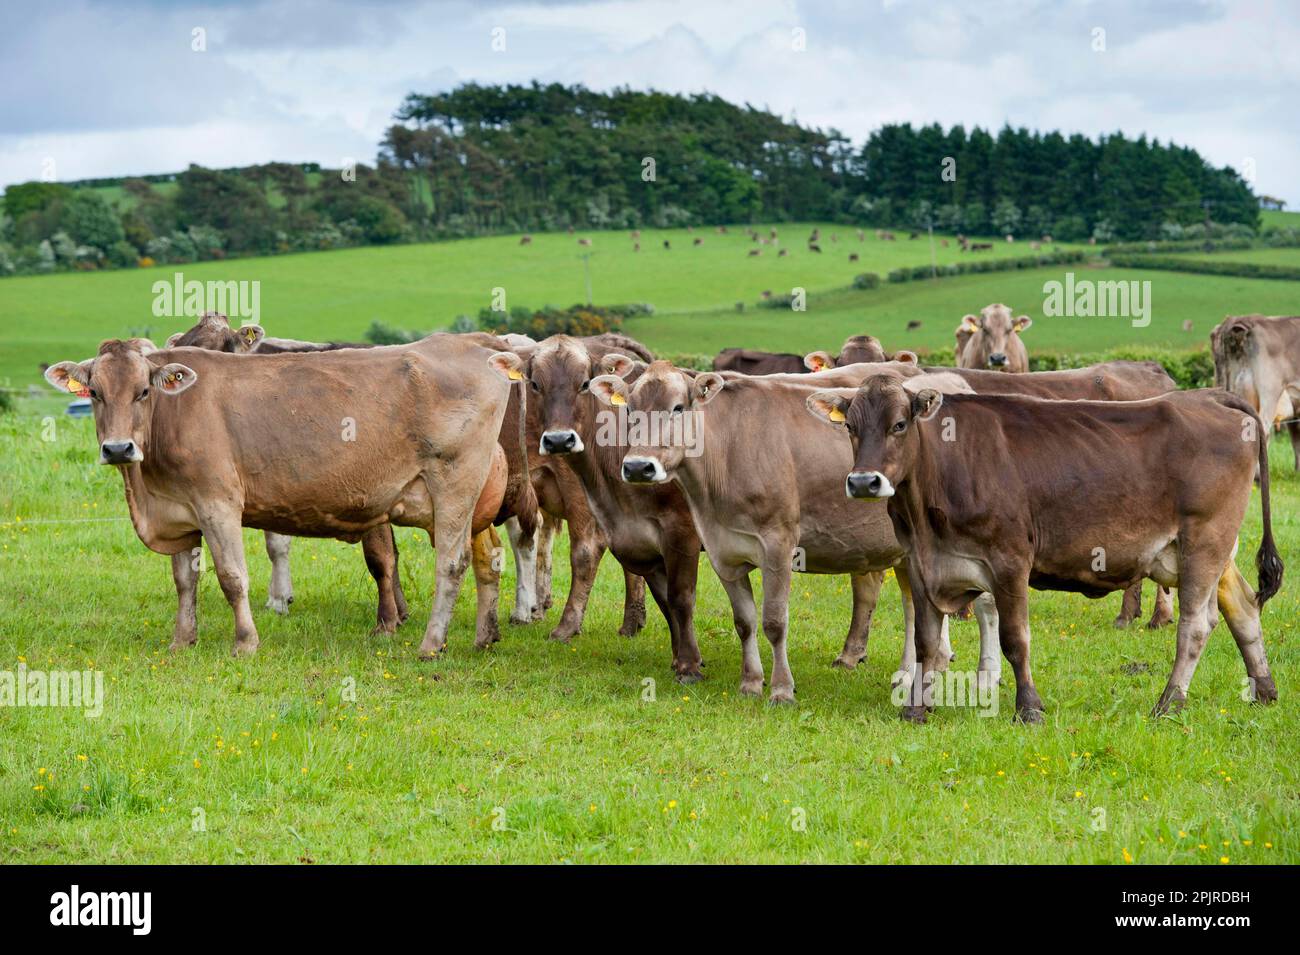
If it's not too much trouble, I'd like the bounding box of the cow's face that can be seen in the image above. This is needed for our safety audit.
[960,304,1030,370]
[838,334,887,365]
[806,374,941,500]
[592,362,714,485]
[45,341,197,466]
[167,312,264,352]
[523,337,634,456]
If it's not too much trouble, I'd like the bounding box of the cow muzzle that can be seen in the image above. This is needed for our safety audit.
[540,429,584,455]
[100,439,142,465]
[987,353,1008,368]
[846,470,893,499]
[621,456,668,484]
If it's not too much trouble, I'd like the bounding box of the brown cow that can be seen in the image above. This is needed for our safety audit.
[168,313,541,636]
[811,370,1281,721]
[713,334,890,375]
[955,304,1031,372]
[1211,314,1300,470]
[516,336,705,682]
[45,335,520,657]
[592,361,968,701]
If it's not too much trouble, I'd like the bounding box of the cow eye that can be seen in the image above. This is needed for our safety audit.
[579,379,590,393]
[136,388,150,401]
[671,404,684,415]
[89,389,100,401]
[891,420,907,433]
[530,379,540,392]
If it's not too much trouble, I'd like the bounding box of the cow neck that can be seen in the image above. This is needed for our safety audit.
[667,402,721,513]
[116,461,159,546]
[891,425,943,581]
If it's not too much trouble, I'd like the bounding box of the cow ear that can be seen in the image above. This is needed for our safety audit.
[488,351,525,381]
[892,350,918,365]
[589,374,628,406]
[806,390,851,426]
[127,337,158,355]
[803,350,834,372]
[960,314,980,333]
[693,372,725,405]
[153,362,198,395]
[1013,315,1032,333]
[165,332,184,347]
[600,353,636,378]
[46,360,94,397]
[237,324,265,351]
[910,388,942,421]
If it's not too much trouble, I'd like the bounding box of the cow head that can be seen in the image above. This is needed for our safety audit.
[838,334,888,365]
[806,371,942,500]
[958,304,1031,371]
[167,311,264,353]
[45,339,197,466]
[517,335,636,456]
[591,361,715,484]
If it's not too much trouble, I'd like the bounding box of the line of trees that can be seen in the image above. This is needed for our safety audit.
[0,82,1265,277]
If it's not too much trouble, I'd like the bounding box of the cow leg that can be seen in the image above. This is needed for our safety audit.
[832,571,883,670]
[505,515,538,625]
[418,490,476,659]
[1217,563,1278,704]
[993,581,1043,723]
[719,573,764,696]
[1146,584,1174,629]
[1289,421,1300,471]
[894,565,952,689]
[759,561,796,704]
[549,527,603,643]
[900,571,947,723]
[534,511,560,616]
[200,511,259,656]
[362,524,404,634]
[1153,565,1219,716]
[389,525,409,624]
[1113,581,1142,628]
[974,592,1002,690]
[664,547,702,683]
[470,527,503,649]
[263,532,294,614]
[169,547,200,651]
[619,570,648,638]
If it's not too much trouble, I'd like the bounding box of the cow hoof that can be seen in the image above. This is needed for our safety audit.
[768,688,796,706]
[831,654,864,670]
[675,670,704,685]
[266,596,291,615]
[231,640,259,658]
[738,678,764,697]
[1250,675,1279,704]
[371,620,398,636]
[168,637,197,652]
[900,706,927,724]
[1014,707,1045,725]
[1112,615,1135,629]
[1146,614,1173,630]
[508,608,533,626]
[618,619,645,638]
[547,629,576,644]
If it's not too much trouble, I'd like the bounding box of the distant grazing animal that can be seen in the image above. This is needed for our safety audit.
[880,231,896,241]
[1005,234,1015,243]
[519,235,532,246]
[1029,241,1041,251]
[778,248,788,257]
[717,226,728,234]
[808,243,822,253]
[770,229,778,239]
[1089,237,1097,245]
[748,249,762,257]
[693,237,703,246]
[1041,234,1052,243]
[633,243,640,252]
[831,234,839,243]
[970,242,993,251]
[566,226,574,234]
[663,240,671,250]
[761,290,772,300]
[1182,319,1193,332]
[578,238,591,247]
[856,229,865,241]
[849,253,859,262]
[906,320,922,331]
[940,239,949,248]
[955,303,1031,372]
[908,232,920,240]
[631,230,641,240]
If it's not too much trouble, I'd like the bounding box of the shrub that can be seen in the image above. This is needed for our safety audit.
[853,272,881,290]
[364,321,427,345]
[1106,254,1300,281]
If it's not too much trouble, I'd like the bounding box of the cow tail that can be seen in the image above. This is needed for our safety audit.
[1255,421,1283,606]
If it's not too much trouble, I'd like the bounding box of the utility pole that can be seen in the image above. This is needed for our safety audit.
[927,214,938,280]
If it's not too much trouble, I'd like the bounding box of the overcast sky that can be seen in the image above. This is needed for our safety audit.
[2,0,1297,206]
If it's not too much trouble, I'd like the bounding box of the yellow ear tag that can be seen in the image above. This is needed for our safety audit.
[610,393,626,406]
[67,379,84,394]
[507,369,523,380]
[828,407,846,423]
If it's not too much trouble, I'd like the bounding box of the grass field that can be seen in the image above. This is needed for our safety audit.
[1,410,1297,863]
[1168,247,1300,267]
[2,223,1299,863]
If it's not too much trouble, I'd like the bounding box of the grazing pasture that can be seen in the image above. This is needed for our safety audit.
[0,406,1297,863]
[1,224,1298,863]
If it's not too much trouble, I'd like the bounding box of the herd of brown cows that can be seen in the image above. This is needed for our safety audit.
[46,309,1292,723]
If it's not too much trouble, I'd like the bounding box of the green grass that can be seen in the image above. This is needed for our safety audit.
[1168,247,1300,268]
[1260,209,1300,230]
[0,409,1298,863]
[0,224,1078,388]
